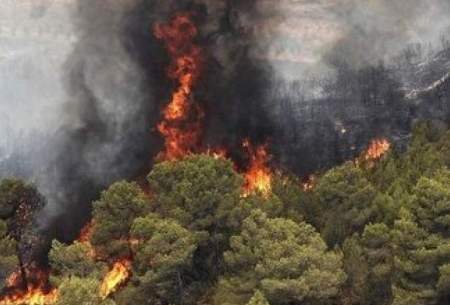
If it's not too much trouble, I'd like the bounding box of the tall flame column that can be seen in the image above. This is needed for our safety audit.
[154,13,204,161]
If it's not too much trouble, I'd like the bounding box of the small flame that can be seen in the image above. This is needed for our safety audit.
[242,140,273,197]
[5,272,21,289]
[154,13,204,161]
[77,221,94,243]
[99,260,131,299]
[206,147,227,160]
[364,138,391,161]
[302,175,316,192]
[77,221,96,258]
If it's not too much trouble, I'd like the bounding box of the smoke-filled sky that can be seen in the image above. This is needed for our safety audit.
[249,0,450,78]
[1,0,448,142]
[0,0,76,193]
[0,0,449,235]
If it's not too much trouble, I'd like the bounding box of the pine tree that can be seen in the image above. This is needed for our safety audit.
[391,209,450,305]
[55,276,114,305]
[129,214,198,305]
[216,209,345,305]
[314,163,382,246]
[49,240,101,284]
[246,290,270,305]
[91,181,149,259]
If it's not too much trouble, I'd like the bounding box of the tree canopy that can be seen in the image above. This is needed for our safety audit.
[5,123,450,305]
[215,209,345,305]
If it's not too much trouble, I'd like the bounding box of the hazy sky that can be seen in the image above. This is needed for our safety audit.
[0,0,75,141]
[250,0,450,78]
[1,0,449,152]
[1,0,449,136]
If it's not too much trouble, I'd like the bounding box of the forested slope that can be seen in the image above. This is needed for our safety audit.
[2,122,450,305]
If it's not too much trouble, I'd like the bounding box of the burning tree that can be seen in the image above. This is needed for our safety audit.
[6,4,450,305]
[0,179,56,305]
[364,138,391,161]
[99,260,131,300]
[154,12,204,161]
[242,140,273,198]
[152,11,277,200]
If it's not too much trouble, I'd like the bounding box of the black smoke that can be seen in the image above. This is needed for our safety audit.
[36,0,281,241]
[1,0,450,246]
[38,0,450,242]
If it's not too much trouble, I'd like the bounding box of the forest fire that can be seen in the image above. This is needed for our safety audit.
[0,284,58,305]
[153,12,275,199]
[302,175,316,192]
[364,138,391,161]
[2,0,450,304]
[153,12,274,198]
[99,260,131,299]
[4,272,20,289]
[77,221,96,258]
[242,140,273,197]
[77,220,94,243]
[0,287,57,305]
[154,12,204,161]
[0,269,57,305]
[77,221,133,300]
[205,147,228,160]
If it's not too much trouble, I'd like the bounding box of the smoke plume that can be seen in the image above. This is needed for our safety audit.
[0,0,449,241]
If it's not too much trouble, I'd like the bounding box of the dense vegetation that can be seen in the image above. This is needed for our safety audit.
[3,123,450,305]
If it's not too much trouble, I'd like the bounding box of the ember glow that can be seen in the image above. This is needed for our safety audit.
[364,138,391,161]
[302,175,316,192]
[77,220,94,243]
[4,272,21,289]
[77,221,96,258]
[242,140,273,197]
[206,147,227,160]
[154,12,204,161]
[99,260,131,299]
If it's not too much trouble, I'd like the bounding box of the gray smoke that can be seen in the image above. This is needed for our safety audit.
[0,0,158,239]
[248,0,450,80]
[37,0,161,238]
[0,1,76,218]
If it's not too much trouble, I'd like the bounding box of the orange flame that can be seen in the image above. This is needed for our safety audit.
[77,221,96,259]
[0,288,58,305]
[1,268,57,305]
[77,220,94,243]
[154,13,204,160]
[242,140,273,197]
[99,260,131,299]
[364,138,391,161]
